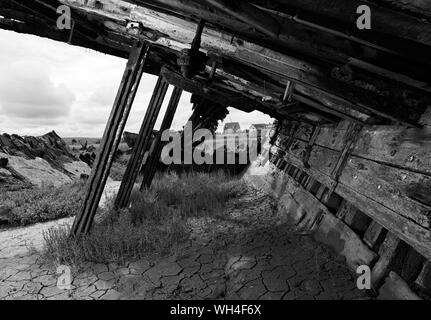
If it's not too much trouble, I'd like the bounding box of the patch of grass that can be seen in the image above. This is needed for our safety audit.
[42,171,246,267]
[1,182,85,226]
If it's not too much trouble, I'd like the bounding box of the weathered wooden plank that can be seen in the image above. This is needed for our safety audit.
[140,86,183,189]
[287,141,339,178]
[335,184,431,261]
[353,126,431,176]
[292,122,431,177]
[415,261,431,294]
[248,0,431,47]
[314,124,431,175]
[279,121,431,230]
[71,41,149,236]
[315,211,377,270]
[378,272,422,300]
[274,144,334,188]
[340,157,431,229]
[374,0,431,19]
[59,0,423,125]
[274,126,431,260]
[203,0,280,38]
[371,232,405,288]
[115,75,169,209]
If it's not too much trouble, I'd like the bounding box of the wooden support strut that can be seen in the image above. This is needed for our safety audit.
[302,125,320,169]
[115,75,169,210]
[140,86,183,190]
[71,41,149,236]
[322,122,363,203]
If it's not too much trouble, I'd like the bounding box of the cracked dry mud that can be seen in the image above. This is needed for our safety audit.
[0,186,368,300]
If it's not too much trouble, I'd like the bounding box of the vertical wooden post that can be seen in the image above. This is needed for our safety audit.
[140,86,183,189]
[115,75,169,209]
[71,42,149,236]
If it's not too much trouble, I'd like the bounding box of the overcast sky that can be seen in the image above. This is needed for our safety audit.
[0,29,272,138]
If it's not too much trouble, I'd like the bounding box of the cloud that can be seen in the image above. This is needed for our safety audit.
[0,29,272,138]
[0,61,74,120]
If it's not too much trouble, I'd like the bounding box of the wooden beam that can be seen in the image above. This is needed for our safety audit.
[71,41,149,236]
[371,232,406,288]
[415,261,431,293]
[248,0,431,47]
[203,0,280,38]
[272,120,431,260]
[0,7,131,58]
[159,66,273,115]
[140,86,183,189]
[371,0,431,20]
[277,140,431,229]
[115,75,169,209]
[378,271,422,300]
[59,0,423,125]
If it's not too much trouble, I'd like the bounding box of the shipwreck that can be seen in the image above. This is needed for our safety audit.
[2,0,431,299]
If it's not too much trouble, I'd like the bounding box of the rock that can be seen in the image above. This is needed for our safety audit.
[63,161,91,179]
[0,131,91,189]
[0,152,72,187]
[0,131,75,170]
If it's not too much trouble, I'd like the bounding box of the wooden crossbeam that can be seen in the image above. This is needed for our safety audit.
[203,0,280,38]
[115,75,169,209]
[248,0,431,48]
[71,41,149,236]
[273,119,431,260]
[58,0,425,125]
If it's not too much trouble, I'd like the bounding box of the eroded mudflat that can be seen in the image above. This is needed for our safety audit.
[0,186,366,300]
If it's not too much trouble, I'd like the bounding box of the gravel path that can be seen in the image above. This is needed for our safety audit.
[0,184,367,300]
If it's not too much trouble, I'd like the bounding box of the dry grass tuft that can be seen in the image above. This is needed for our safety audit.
[1,182,85,226]
[42,171,246,267]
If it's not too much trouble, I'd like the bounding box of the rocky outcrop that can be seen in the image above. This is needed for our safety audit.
[0,131,74,171]
[0,131,90,189]
[0,152,72,187]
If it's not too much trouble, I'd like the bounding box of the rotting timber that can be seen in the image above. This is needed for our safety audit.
[2,0,431,299]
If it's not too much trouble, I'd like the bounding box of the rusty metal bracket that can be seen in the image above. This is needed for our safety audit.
[177,19,208,78]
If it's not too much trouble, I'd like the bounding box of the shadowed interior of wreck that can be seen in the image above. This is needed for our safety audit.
[2,0,431,299]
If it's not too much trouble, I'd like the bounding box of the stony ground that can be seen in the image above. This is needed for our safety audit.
[0,185,368,300]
